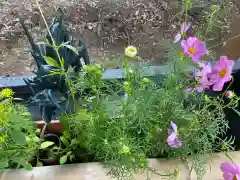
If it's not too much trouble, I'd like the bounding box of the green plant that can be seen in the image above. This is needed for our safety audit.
[35,0,238,179]
[35,0,79,105]
[0,89,40,170]
[56,44,238,180]
[56,130,80,165]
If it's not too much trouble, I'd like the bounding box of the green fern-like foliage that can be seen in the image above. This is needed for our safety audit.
[58,1,237,179]
[59,47,235,179]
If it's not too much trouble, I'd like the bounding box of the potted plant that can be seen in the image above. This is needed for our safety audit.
[37,133,62,166]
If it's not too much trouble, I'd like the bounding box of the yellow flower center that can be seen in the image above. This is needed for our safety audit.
[128,48,136,53]
[189,47,195,54]
[218,68,227,78]
[233,176,237,180]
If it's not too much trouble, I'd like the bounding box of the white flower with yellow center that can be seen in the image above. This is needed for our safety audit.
[125,46,137,58]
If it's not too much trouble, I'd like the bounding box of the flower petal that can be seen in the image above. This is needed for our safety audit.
[167,132,177,142]
[185,88,194,92]
[168,128,174,135]
[193,40,207,55]
[212,80,225,91]
[174,34,182,43]
[196,86,204,92]
[223,173,235,180]
[236,173,240,180]
[208,56,234,92]
[181,40,188,49]
[184,22,191,32]
[180,22,191,33]
[192,55,201,62]
[186,37,198,47]
[220,162,238,174]
[170,121,178,132]
[168,137,182,148]
[174,136,182,148]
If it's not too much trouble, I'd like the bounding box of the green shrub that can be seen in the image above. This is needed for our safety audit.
[0,89,40,170]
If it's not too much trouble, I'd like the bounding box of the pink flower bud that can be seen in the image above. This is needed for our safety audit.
[225,91,234,99]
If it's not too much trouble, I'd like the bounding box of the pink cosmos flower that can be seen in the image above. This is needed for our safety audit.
[194,62,212,92]
[181,37,208,62]
[167,121,182,148]
[208,56,234,91]
[220,162,240,180]
[174,22,191,43]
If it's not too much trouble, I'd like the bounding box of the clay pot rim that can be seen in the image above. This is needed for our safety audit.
[36,120,64,134]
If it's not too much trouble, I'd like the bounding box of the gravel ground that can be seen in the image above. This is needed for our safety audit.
[0,0,238,76]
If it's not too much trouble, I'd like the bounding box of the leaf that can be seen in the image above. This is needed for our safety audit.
[60,57,65,67]
[60,136,69,146]
[10,129,26,145]
[67,151,72,156]
[59,155,68,165]
[45,71,64,77]
[37,41,51,46]
[69,154,74,161]
[12,158,32,170]
[43,56,60,68]
[0,160,8,168]
[52,146,60,151]
[22,162,33,170]
[36,161,43,167]
[233,108,240,116]
[40,141,54,149]
[21,111,31,116]
[70,138,79,146]
[59,41,70,47]
[89,96,96,100]
[33,136,40,143]
[35,128,41,134]
[13,97,24,101]
[59,118,69,129]
[62,44,79,55]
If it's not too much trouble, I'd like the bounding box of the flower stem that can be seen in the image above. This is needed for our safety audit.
[148,167,173,177]
[204,7,220,38]
[208,33,240,50]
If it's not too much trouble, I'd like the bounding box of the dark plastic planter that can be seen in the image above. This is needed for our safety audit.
[221,69,240,150]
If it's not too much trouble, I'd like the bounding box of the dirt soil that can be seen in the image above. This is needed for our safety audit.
[0,0,239,76]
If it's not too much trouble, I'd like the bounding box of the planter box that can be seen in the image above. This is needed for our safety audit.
[0,152,239,180]
[2,63,240,173]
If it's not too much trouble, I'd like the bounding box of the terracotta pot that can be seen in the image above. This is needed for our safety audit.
[37,132,62,166]
[36,120,64,134]
[40,158,59,166]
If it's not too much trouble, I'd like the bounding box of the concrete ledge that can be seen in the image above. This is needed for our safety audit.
[0,152,239,180]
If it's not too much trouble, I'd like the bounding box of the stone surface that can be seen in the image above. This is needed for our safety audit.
[0,152,239,180]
